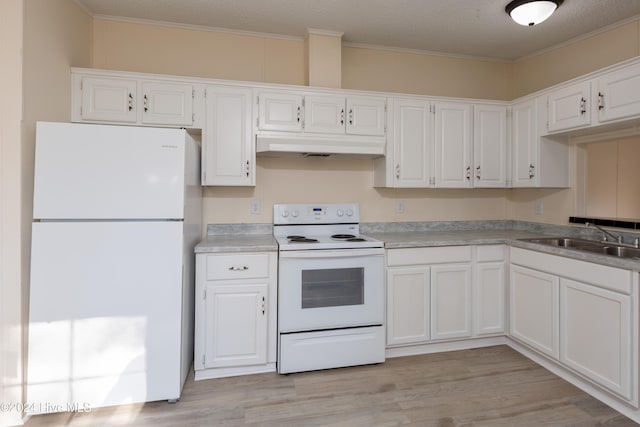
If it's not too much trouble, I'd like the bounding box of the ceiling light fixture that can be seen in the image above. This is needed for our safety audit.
[505,0,563,26]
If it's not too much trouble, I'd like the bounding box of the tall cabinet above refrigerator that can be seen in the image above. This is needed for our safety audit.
[28,122,202,412]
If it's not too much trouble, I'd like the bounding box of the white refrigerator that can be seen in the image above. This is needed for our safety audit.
[28,122,202,412]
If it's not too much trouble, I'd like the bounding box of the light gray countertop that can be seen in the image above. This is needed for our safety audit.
[195,221,640,270]
[195,234,277,253]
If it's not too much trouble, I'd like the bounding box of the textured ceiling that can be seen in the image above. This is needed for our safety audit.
[75,0,640,61]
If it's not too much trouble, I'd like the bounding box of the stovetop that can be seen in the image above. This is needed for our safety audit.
[273,203,383,250]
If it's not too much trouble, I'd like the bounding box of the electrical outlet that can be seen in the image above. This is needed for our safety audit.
[534,200,543,215]
[250,198,261,215]
[396,200,405,214]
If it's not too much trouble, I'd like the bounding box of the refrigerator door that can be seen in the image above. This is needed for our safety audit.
[33,122,186,220]
[28,221,185,410]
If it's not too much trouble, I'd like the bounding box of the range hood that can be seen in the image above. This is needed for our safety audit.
[256,133,386,158]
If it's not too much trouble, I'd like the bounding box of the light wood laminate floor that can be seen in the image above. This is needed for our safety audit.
[24,345,637,426]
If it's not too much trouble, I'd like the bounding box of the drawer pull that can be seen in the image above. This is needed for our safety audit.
[228,266,249,271]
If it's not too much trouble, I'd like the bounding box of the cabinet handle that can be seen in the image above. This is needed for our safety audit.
[348,108,354,125]
[466,166,471,181]
[143,94,149,113]
[228,266,249,271]
[598,92,605,110]
[128,93,133,111]
[395,164,400,179]
[245,160,250,177]
[297,106,301,123]
[580,97,586,115]
[261,296,265,315]
[529,164,535,179]
[476,165,481,180]
[340,109,345,125]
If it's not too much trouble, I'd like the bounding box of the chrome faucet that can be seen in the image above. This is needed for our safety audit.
[586,222,639,248]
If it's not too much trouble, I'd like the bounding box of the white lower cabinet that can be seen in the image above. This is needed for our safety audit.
[509,247,637,404]
[386,267,430,346]
[509,264,560,358]
[560,278,632,400]
[386,245,505,348]
[194,251,277,379]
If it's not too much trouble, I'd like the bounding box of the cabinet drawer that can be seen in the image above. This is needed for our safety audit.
[476,245,506,262]
[387,246,472,266]
[206,253,270,280]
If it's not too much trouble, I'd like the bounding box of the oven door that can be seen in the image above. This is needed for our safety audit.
[278,248,384,333]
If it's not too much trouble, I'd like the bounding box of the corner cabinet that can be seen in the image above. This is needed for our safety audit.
[71,71,199,128]
[202,85,255,186]
[194,251,277,380]
[509,247,637,404]
[511,97,570,188]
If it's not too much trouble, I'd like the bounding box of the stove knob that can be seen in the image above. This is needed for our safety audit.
[346,208,354,217]
[281,209,289,218]
[337,209,344,217]
[291,210,299,218]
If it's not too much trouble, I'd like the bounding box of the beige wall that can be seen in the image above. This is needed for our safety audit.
[90,17,640,227]
[93,19,306,85]
[512,20,640,98]
[1,2,25,425]
[342,46,513,100]
[0,1,92,422]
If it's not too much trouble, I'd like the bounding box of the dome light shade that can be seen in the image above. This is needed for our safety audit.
[505,0,563,26]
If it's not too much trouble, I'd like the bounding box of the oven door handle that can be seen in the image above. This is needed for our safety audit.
[279,248,384,259]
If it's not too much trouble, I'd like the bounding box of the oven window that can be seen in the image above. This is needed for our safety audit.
[301,267,364,309]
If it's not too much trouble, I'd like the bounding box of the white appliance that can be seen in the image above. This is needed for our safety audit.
[27,122,202,413]
[273,203,385,374]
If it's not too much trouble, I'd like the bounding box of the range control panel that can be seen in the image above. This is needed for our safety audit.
[273,203,360,225]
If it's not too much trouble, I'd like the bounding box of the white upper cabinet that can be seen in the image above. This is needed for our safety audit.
[202,85,254,186]
[375,98,432,188]
[547,81,591,133]
[346,96,386,136]
[473,104,507,188]
[258,92,385,136]
[434,102,473,188]
[304,95,346,134]
[80,76,138,123]
[511,98,538,187]
[512,97,570,188]
[73,71,199,128]
[596,61,640,124]
[140,82,194,126]
[257,92,304,132]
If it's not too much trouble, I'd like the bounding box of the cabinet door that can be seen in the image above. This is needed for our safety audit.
[597,62,640,123]
[547,81,590,133]
[392,99,432,187]
[560,278,632,400]
[257,92,303,132]
[304,95,346,134]
[80,77,137,123]
[346,96,386,136]
[141,82,193,126]
[430,264,472,340]
[434,102,473,188]
[203,86,254,186]
[203,284,267,368]
[510,265,559,358]
[475,261,505,336]
[474,104,507,188]
[386,267,430,346]
[511,98,538,187]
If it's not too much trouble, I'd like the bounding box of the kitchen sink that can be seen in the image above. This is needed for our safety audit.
[519,237,640,260]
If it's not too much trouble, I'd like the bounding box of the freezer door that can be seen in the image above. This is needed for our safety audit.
[33,122,186,219]
[28,221,186,409]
